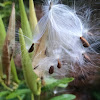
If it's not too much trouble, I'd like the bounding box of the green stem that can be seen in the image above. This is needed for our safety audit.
[0,77,13,91]
[17,96,22,100]
[31,94,34,100]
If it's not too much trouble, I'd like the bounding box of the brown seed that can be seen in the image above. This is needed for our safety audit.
[28,43,34,53]
[57,59,62,69]
[80,37,90,47]
[49,66,54,74]
[83,53,91,62]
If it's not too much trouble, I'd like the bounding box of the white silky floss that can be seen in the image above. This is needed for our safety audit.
[33,0,92,76]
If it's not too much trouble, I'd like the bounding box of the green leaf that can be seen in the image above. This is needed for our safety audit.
[45,77,68,88]
[0,91,10,97]
[58,84,68,88]
[19,28,41,95]
[3,1,12,6]
[42,77,74,92]
[93,92,100,100]
[0,3,5,7]
[6,89,31,99]
[19,0,32,48]
[50,94,76,100]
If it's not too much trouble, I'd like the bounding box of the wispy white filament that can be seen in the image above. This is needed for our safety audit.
[33,0,100,77]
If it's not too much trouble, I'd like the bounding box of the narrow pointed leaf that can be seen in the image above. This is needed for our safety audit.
[19,28,41,95]
[0,91,10,97]
[29,0,37,33]
[50,94,76,100]
[42,77,74,92]
[6,89,31,99]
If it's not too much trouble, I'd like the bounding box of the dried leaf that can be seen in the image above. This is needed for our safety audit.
[32,32,47,72]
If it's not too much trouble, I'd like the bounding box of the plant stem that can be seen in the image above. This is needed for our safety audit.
[31,94,34,100]
[0,77,13,91]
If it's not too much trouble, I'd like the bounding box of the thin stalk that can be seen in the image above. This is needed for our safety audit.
[0,77,13,91]
[31,94,34,100]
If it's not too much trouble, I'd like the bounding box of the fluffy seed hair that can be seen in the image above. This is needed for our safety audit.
[32,0,100,79]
